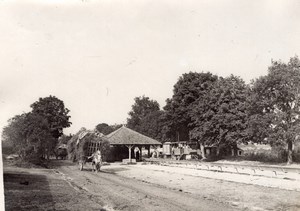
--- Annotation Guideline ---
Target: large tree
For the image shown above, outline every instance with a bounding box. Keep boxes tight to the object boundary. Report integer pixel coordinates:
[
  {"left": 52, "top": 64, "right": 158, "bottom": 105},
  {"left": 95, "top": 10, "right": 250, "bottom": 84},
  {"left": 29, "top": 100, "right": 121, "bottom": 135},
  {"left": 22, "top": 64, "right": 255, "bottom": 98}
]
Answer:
[
  {"left": 23, "top": 113, "right": 55, "bottom": 159},
  {"left": 30, "top": 95, "right": 71, "bottom": 139},
  {"left": 250, "top": 56, "right": 300, "bottom": 164},
  {"left": 138, "top": 110, "right": 165, "bottom": 141},
  {"left": 127, "top": 96, "right": 160, "bottom": 130},
  {"left": 2, "top": 95, "right": 71, "bottom": 161},
  {"left": 2, "top": 114, "right": 28, "bottom": 157},
  {"left": 189, "top": 75, "right": 248, "bottom": 158},
  {"left": 127, "top": 96, "right": 164, "bottom": 140},
  {"left": 163, "top": 72, "right": 218, "bottom": 142},
  {"left": 2, "top": 112, "right": 54, "bottom": 160}
]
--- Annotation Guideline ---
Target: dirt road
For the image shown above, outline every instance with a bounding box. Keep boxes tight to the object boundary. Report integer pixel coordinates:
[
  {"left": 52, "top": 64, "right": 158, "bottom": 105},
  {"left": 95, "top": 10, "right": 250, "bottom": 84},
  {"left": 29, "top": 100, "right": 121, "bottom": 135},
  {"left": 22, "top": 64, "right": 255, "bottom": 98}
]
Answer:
[
  {"left": 56, "top": 161, "right": 235, "bottom": 211},
  {"left": 4, "top": 160, "right": 300, "bottom": 210},
  {"left": 4, "top": 161, "right": 234, "bottom": 211}
]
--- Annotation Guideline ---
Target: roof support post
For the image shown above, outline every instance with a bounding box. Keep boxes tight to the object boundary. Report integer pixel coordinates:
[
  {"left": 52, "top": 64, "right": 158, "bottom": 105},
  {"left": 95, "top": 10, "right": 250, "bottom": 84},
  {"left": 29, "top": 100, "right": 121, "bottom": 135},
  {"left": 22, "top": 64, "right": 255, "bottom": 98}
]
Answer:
[
  {"left": 138, "top": 146, "right": 142, "bottom": 161},
  {"left": 145, "top": 145, "right": 150, "bottom": 158},
  {"left": 126, "top": 145, "right": 134, "bottom": 163}
]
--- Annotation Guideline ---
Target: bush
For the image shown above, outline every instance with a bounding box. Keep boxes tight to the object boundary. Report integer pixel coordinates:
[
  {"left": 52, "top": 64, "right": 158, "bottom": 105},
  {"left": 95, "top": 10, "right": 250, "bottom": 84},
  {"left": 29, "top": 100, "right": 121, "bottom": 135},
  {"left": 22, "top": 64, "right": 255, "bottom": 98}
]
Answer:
[
  {"left": 55, "top": 148, "right": 68, "bottom": 159},
  {"left": 2, "top": 145, "right": 14, "bottom": 156},
  {"left": 243, "top": 147, "right": 287, "bottom": 163},
  {"left": 293, "top": 153, "right": 300, "bottom": 163}
]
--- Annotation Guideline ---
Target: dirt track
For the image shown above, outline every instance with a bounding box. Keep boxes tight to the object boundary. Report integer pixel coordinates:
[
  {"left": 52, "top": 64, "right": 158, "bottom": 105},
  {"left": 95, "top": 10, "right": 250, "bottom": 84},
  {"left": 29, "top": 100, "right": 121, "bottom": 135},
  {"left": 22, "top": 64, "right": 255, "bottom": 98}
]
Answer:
[
  {"left": 4, "top": 160, "right": 300, "bottom": 210},
  {"left": 4, "top": 160, "right": 234, "bottom": 211},
  {"left": 55, "top": 161, "right": 234, "bottom": 211}
]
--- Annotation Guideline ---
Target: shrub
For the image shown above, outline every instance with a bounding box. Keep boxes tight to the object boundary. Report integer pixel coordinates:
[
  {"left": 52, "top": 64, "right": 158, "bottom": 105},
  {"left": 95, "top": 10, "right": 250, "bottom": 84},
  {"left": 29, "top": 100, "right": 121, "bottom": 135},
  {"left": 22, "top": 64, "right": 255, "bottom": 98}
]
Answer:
[{"left": 243, "top": 146, "right": 287, "bottom": 163}]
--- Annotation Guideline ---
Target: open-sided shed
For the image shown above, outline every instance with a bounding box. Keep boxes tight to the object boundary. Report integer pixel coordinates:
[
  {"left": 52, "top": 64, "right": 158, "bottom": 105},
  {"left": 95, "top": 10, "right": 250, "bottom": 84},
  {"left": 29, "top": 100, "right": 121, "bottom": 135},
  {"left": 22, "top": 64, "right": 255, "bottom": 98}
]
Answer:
[{"left": 106, "top": 126, "right": 162, "bottom": 163}]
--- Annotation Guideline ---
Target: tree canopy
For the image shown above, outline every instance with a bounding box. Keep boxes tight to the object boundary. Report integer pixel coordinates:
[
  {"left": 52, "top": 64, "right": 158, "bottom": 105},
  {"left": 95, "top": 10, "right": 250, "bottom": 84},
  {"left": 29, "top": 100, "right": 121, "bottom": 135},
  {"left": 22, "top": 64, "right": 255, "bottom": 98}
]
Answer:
[
  {"left": 96, "top": 123, "right": 114, "bottom": 135},
  {"left": 4, "top": 57, "right": 300, "bottom": 164},
  {"left": 2, "top": 112, "right": 55, "bottom": 160},
  {"left": 127, "top": 96, "right": 164, "bottom": 141},
  {"left": 2, "top": 95, "right": 71, "bottom": 161},
  {"left": 95, "top": 123, "right": 122, "bottom": 135},
  {"left": 124, "top": 58, "right": 300, "bottom": 163},
  {"left": 249, "top": 56, "right": 300, "bottom": 163},
  {"left": 31, "top": 95, "right": 71, "bottom": 139},
  {"left": 2, "top": 114, "right": 30, "bottom": 158},
  {"left": 190, "top": 75, "right": 248, "bottom": 148},
  {"left": 163, "top": 72, "right": 218, "bottom": 141}
]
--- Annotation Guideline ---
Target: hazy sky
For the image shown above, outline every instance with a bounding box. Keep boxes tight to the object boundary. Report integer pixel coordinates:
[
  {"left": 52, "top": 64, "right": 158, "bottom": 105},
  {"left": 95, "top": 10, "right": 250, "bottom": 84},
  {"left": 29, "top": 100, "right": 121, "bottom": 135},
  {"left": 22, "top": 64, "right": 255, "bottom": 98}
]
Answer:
[{"left": 1, "top": 0, "right": 300, "bottom": 136}]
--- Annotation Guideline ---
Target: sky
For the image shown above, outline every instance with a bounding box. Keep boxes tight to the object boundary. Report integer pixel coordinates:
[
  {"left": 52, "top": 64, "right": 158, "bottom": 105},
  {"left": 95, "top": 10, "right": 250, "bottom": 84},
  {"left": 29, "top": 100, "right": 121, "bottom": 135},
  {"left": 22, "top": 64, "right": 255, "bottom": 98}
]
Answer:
[{"left": 0, "top": 0, "right": 300, "bottom": 136}]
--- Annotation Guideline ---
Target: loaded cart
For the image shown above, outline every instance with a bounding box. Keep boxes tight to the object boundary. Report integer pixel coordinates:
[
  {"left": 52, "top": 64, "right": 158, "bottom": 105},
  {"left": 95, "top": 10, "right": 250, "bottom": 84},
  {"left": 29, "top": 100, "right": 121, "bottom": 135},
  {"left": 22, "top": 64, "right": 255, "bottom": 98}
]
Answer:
[
  {"left": 69, "top": 129, "right": 110, "bottom": 172},
  {"left": 78, "top": 137, "right": 102, "bottom": 171}
]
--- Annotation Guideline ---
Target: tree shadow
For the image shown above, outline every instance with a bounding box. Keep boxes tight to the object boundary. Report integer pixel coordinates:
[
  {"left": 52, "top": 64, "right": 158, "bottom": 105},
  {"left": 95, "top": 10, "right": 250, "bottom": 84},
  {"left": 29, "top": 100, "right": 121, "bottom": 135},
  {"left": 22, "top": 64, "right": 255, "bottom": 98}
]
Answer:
[
  {"left": 100, "top": 167, "right": 130, "bottom": 174},
  {"left": 4, "top": 172, "right": 54, "bottom": 210},
  {"left": 79, "top": 167, "right": 128, "bottom": 174}
]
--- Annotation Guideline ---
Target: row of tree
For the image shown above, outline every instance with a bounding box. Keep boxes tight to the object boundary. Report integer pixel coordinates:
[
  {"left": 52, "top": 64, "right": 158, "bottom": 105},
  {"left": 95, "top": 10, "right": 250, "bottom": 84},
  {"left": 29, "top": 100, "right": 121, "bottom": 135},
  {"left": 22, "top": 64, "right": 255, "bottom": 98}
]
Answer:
[
  {"left": 126, "top": 56, "right": 300, "bottom": 164},
  {"left": 2, "top": 96, "right": 71, "bottom": 161},
  {"left": 3, "top": 57, "right": 299, "bottom": 164}
]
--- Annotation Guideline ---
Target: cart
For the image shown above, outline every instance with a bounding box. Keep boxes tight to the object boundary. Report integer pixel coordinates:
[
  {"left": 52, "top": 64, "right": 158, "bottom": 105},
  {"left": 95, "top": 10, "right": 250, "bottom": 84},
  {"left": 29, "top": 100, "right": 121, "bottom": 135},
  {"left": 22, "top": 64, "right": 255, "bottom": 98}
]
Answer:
[{"left": 76, "top": 131, "right": 105, "bottom": 172}]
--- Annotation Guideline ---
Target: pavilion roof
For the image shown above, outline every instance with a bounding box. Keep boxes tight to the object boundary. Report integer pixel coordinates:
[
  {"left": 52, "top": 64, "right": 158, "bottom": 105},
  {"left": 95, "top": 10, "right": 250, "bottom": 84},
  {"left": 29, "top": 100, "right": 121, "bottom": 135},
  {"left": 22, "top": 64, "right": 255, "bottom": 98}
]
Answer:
[{"left": 106, "top": 126, "right": 162, "bottom": 146}]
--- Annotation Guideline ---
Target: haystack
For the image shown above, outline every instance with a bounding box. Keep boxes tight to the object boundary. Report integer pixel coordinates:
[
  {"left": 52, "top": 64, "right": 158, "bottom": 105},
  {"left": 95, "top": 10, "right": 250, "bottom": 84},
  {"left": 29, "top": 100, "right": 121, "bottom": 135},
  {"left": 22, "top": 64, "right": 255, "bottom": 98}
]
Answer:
[{"left": 67, "top": 128, "right": 110, "bottom": 162}]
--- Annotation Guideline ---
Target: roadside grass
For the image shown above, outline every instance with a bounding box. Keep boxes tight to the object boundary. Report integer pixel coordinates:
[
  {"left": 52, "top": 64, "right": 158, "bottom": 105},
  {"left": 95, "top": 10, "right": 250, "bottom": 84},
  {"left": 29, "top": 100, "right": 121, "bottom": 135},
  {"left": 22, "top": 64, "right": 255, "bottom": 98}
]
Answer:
[
  {"left": 241, "top": 144, "right": 300, "bottom": 164},
  {"left": 2, "top": 144, "right": 55, "bottom": 169}
]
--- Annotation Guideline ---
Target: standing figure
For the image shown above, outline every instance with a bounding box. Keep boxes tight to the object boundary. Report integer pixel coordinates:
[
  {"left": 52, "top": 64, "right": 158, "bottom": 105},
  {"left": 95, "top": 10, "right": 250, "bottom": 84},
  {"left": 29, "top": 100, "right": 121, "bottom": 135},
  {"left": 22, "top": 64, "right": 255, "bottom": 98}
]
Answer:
[{"left": 88, "top": 150, "right": 102, "bottom": 172}]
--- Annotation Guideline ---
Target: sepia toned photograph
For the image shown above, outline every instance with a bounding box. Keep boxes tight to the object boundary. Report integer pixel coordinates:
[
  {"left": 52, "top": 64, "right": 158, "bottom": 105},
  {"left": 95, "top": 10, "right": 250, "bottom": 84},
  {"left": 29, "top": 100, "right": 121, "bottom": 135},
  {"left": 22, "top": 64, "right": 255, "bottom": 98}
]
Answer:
[{"left": 1, "top": 0, "right": 300, "bottom": 210}]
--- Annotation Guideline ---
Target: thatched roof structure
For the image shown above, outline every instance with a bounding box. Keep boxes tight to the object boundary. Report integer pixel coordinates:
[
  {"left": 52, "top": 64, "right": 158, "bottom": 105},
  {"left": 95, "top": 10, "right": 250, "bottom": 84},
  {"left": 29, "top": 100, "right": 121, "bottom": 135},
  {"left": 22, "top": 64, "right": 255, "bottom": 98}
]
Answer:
[{"left": 106, "top": 126, "right": 161, "bottom": 146}]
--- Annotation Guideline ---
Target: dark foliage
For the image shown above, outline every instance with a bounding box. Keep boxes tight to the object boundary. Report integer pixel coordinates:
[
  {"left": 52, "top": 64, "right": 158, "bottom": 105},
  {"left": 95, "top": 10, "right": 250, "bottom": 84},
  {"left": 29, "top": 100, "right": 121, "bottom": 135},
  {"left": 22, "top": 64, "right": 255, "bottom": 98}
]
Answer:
[
  {"left": 190, "top": 75, "right": 249, "bottom": 147},
  {"left": 249, "top": 56, "right": 300, "bottom": 163},
  {"left": 127, "top": 96, "right": 165, "bottom": 141},
  {"left": 30, "top": 95, "right": 71, "bottom": 139},
  {"left": 95, "top": 123, "right": 122, "bottom": 135},
  {"left": 2, "top": 95, "right": 71, "bottom": 163},
  {"left": 163, "top": 72, "right": 218, "bottom": 141}
]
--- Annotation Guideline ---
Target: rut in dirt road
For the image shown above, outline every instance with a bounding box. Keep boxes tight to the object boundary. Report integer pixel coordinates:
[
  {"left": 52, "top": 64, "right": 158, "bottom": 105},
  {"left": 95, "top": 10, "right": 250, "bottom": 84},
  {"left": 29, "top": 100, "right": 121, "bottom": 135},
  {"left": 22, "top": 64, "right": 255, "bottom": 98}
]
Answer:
[{"left": 58, "top": 165, "right": 235, "bottom": 211}]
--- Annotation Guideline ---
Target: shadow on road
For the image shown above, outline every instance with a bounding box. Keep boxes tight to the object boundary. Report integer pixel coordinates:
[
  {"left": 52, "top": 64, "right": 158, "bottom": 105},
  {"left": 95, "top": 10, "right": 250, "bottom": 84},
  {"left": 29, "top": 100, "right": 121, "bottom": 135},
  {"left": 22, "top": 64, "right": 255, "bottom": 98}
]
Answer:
[
  {"left": 4, "top": 172, "right": 54, "bottom": 210},
  {"left": 79, "top": 167, "right": 129, "bottom": 174},
  {"left": 101, "top": 167, "right": 130, "bottom": 174}
]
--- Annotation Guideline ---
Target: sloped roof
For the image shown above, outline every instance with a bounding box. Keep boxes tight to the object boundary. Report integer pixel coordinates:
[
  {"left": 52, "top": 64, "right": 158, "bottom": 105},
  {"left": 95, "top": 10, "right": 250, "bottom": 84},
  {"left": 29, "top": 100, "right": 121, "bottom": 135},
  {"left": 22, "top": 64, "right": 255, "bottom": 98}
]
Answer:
[{"left": 106, "top": 126, "right": 162, "bottom": 146}]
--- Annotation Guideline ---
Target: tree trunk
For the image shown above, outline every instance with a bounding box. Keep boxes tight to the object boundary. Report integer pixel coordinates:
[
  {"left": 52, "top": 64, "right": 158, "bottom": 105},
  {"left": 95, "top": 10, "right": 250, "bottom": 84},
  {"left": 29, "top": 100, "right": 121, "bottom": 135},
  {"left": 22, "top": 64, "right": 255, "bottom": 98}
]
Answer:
[
  {"left": 287, "top": 141, "right": 293, "bottom": 165},
  {"left": 46, "top": 149, "right": 50, "bottom": 160},
  {"left": 200, "top": 142, "right": 206, "bottom": 160}
]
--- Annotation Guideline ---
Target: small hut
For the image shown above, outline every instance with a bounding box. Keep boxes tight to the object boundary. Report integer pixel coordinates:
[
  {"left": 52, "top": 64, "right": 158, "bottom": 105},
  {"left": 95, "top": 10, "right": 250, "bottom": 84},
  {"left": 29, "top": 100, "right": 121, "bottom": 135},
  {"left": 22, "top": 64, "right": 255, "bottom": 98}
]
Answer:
[{"left": 106, "top": 126, "right": 162, "bottom": 163}]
